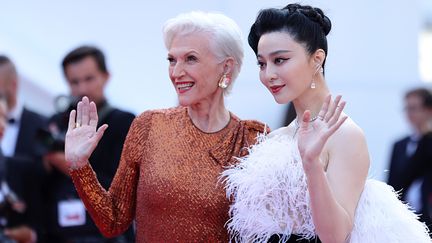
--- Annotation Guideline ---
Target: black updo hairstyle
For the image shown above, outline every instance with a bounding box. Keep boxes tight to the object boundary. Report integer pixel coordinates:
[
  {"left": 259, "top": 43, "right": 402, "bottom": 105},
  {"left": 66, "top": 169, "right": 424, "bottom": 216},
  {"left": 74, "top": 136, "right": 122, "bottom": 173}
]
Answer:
[{"left": 248, "top": 3, "right": 332, "bottom": 70}]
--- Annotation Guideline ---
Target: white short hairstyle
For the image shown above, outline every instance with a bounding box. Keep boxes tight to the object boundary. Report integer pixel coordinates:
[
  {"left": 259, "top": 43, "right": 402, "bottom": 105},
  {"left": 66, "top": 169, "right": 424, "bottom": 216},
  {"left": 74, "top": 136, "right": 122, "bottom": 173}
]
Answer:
[{"left": 163, "top": 11, "right": 244, "bottom": 94}]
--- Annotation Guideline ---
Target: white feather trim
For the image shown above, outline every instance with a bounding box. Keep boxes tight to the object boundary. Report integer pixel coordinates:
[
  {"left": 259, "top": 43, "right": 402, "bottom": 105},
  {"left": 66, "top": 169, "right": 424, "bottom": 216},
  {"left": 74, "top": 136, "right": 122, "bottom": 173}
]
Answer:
[
  {"left": 350, "top": 179, "right": 431, "bottom": 243},
  {"left": 222, "top": 132, "right": 432, "bottom": 243},
  {"left": 221, "top": 133, "right": 315, "bottom": 243}
]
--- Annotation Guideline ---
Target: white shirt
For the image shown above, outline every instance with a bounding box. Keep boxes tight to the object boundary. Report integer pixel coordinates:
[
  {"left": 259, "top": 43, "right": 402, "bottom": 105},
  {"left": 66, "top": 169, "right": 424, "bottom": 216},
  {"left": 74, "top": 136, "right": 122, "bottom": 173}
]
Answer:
[{"left": 1, "top": 101, "right": 23, "bottom": 157}]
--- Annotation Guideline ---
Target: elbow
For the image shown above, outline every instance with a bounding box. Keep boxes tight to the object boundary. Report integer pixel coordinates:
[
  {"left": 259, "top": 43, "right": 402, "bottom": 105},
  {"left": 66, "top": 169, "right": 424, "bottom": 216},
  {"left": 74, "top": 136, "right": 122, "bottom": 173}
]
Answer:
[{"left": 316, "top": 219, "right": 353, "bottom": 243}]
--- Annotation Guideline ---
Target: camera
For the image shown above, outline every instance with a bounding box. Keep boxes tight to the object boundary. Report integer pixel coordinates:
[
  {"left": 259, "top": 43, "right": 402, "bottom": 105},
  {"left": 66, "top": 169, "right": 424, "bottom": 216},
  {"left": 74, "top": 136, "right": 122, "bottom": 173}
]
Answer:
[
  {"left": 0, "top": 182, "right": 24, "bottom": 243},
  {"left": 35, "top": 95, "right": 79, "bottom": 155}
]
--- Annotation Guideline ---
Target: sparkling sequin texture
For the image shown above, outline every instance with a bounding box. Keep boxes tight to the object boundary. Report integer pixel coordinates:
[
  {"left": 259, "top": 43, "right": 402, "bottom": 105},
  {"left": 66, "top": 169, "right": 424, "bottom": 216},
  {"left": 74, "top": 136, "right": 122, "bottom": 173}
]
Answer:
[{"left": 70, "top": 106, "right": 266, "bottom": 242}]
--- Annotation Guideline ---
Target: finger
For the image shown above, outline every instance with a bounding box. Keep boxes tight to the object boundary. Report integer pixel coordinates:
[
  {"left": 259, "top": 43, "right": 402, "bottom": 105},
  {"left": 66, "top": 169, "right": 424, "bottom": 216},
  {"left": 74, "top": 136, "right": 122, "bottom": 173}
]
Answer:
[
  {"left": 328, "top": 101, "right": 346, "bottom": 126},
  {"left": 324, "top": 95, "right": 341, "bottom": 122},
  {"left": 89, "top": 101, "right": 98, "bottom": 128},
  {"left": 93, "top": 124, "right": 108, "bottom": 144},
  {"left": 81, "top": 96, "right": 90, "bottom": 125},
  {"left": 317, "top": 94, "right": 331, "bottom": 121},
  {"left": 300, "top": 110, "right": 311, "bottom": 130},
  {"left": 326, "top": 115, "right": 348, "bottom": 138},
  {"left": 67, "top": 110, "right": 76, "bottom": 132},
  {"left": 76, "top": 101, "right": 83, "bottom": 127}
]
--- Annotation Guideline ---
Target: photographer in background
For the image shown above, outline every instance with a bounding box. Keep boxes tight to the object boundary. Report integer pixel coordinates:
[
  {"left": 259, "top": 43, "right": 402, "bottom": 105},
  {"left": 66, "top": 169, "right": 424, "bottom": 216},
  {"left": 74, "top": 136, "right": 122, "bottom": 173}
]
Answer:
[
  {"left": 0, "top": 56, "right": 47, "bottom": 243},
  {"left": 43, "top": 46, "right": 135, "bottom": 243}
]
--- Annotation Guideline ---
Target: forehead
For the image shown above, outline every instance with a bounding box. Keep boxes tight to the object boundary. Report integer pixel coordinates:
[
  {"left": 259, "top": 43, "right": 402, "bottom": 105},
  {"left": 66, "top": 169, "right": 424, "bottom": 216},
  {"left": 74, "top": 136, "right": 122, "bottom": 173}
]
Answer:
[
  {"left": 257, "top": 31, "right": 304, "bottom": 56},
  {"left": 65, "top": 56, "right": 100, "bottom": 76},
  {"left": 168, "top": 31, "right": 214, "bottom": 57}
]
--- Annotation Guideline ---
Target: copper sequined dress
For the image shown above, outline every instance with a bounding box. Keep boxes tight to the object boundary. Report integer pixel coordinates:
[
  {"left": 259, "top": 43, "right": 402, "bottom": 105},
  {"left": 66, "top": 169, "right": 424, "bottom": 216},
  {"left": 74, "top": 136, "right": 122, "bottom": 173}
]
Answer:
[{"left": 70, "top": 106, "right": 266, "bottom": 242}]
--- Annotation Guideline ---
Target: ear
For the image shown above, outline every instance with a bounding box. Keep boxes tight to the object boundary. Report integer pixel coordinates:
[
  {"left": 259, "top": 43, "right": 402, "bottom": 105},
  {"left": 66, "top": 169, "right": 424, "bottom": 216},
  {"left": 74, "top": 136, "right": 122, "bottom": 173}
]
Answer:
[
  {"left": 222, "top": 57, "right": 235, "bottom": 84},
  {"left": 311, "top": 49, "right": 326, "bottom": 69},
  {"left": 102, "top": 72, "right": 110, "bottom": 85}
]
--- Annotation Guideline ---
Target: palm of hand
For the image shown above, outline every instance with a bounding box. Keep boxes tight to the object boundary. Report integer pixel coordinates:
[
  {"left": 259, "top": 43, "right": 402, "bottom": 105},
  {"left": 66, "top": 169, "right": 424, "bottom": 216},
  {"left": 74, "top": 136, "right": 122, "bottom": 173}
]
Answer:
[
  {"left": 65, "top": 124, "right": 97, "bottom": 166},
  {"left": 298, "top": 119, "right": 328, "bottom": 162},
  {"left": 64, "top": 97, "right": 108, "bottom": 168},
  {"left": 297, "top": 95, "right": 347, "bottom": 166}
]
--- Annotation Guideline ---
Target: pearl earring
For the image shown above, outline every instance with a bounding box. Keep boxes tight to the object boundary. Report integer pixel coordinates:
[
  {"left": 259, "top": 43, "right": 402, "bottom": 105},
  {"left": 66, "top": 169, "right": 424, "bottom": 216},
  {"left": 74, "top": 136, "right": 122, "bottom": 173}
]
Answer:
[
  {"left": 310, "top": 82, "right": 316, "bottom": 89},
  {"left": 218, "top": 74, "right": 229, "bottom": 89}
]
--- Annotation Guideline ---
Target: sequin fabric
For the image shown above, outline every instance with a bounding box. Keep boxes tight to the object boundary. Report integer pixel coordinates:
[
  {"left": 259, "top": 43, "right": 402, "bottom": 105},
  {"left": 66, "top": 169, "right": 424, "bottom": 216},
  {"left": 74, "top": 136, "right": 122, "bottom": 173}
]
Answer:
[{"left": 70, "top": 106, "right": 266, "bottom": 242}]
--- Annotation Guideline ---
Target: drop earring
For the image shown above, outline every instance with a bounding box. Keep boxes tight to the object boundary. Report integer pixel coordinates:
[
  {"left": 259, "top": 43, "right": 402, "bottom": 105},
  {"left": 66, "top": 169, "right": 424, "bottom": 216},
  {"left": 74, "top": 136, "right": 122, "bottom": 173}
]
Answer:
[
  {"left": 310, "top": 82, "right": 316, "bottom": 89},
  {"left": 218, "top": 74, "right": 229, "bottom": 89},
  {"left": 310, "top": 65, "right": 322, "bottom": 89}
]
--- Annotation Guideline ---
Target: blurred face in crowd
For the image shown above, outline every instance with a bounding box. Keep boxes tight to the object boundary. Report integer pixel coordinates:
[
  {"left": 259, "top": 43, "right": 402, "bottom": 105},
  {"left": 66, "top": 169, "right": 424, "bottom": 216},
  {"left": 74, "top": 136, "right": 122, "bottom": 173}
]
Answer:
[
  {"left": 405, "top": 94, "right": 432, "bottom": 131},
  {"left": 0, "top": 64, "right": 17, "bottom": 111},
  {"left": 64, "top": 56, "right": 108, "bottom": 105},
  {"left": 0, "top": 99, "right": 7, "bottom": 139},
  {"left": 167, "top": 32, "right": 226, "bottom": 107}
]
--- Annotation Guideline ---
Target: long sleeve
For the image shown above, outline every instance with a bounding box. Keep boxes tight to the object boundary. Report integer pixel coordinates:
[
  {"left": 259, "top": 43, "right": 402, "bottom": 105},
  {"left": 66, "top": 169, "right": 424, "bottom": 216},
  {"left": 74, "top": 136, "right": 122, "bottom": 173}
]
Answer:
[{"left": 70, "top": 111, "right": 152, "bottom": 237}]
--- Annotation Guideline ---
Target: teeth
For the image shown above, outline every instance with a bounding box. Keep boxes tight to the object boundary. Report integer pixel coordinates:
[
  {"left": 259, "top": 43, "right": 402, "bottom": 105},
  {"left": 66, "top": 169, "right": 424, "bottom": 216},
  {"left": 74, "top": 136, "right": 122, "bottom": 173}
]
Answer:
[{"left": 177, "top": 83, "right": 194, "bottom": 89}]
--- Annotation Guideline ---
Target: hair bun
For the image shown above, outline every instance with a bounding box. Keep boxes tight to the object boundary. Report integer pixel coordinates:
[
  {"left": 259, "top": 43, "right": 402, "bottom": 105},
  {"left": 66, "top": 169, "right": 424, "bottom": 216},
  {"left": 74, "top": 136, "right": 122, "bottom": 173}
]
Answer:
[{"left": 283, "top": 4, "right": 332, "bottom": 36}]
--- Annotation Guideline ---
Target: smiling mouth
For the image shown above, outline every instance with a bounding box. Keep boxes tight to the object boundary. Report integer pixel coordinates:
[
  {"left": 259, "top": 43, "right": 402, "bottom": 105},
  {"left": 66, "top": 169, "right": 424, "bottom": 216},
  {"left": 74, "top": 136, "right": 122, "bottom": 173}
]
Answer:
[
  {"left": 269, "top": 85, "right": 285, "bottom": 94},
  {"left": 176, "top": 82, "right": 195, "bottom": 93}
]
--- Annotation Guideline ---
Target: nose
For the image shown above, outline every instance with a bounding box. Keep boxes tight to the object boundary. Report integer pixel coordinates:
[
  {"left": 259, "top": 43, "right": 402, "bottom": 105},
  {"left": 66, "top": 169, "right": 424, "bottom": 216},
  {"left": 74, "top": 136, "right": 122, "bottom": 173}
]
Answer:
[
  {"left": 264, "top": 64, "right": 278, "bottom": 83},
  {"left": 170, "top": 62, "right": 185, "bottom": 80}
]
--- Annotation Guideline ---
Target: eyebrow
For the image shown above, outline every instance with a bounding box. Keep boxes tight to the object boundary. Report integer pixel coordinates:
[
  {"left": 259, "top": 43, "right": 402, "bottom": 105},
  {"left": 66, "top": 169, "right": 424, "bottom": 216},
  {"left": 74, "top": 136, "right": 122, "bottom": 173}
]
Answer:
[
  {"left": 257, "top": 50, "right": 292, "bottom": 58},
  {"left": 167, "top": 50, "right": 200, "bottom": 58}
]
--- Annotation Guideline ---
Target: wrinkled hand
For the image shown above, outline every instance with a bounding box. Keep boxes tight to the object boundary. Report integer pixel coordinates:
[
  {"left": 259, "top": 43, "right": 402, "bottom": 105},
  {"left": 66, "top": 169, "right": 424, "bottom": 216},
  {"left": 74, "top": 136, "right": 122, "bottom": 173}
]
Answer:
[
  {"left": 65, "top": 96, "right": 108, "bottom": 168},
  {"left": 297, "top": 95, "right": 347, "bottom": 169}
]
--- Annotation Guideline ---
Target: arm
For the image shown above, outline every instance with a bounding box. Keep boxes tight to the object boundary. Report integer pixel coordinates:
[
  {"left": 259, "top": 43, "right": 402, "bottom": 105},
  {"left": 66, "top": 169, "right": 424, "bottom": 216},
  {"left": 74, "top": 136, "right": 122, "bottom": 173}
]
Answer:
[
  {"left": 66, "top": 97, "right": 150, "bottom": 237},
  {"left": 298, "top": 95, "right": 369, "bottom": 243}
]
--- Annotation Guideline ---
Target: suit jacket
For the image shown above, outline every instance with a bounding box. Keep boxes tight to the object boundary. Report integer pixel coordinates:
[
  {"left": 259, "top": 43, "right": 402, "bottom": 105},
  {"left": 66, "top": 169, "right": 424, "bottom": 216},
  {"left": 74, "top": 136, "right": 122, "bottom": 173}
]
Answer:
[
  {"left": 387, "top": 136, "right": 411, "bottom": 196},
  {"left": 14, "top": 108, "right": 48, "bottom": 159},
  {"left": 402, "top": 132, "right": 432, "bottom": 229},
  {"left": 4, "top": 107, "right": 47, "bottom": 242},
  {"left": 4, "top": 156, "right": 42, "bottom": 230}
]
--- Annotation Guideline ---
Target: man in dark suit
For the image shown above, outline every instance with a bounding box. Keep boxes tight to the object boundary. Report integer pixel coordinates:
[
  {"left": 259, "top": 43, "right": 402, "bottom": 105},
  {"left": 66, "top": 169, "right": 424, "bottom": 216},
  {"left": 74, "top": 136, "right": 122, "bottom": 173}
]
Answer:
[
  {"left": 44, "top": 46, "right": 135, "bottom": 243},
  {"left": 0, "top": 56, "right": 47, "bottom": 242},
  {"left": 388, "top": 88, "right": 432, "bottom": 222}
]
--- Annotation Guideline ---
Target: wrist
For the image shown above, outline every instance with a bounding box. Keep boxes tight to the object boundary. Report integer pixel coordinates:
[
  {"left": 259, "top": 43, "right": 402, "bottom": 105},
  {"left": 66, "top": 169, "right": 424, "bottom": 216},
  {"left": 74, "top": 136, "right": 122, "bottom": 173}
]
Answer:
[
  {"left": 69, "top": 159, "right": 89, "bottom": 170},
  {"left": 303, "top": 158, "right": 325, "bottom": 175}
]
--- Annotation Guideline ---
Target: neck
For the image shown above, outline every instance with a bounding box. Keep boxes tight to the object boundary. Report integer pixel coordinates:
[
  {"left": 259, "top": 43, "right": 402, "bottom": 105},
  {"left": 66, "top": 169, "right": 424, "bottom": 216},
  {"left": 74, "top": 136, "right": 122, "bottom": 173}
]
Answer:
[
  {"left": 417, "top": 121, "right": 432, "bottom": 135},
  {"left": 292, "top": 77, "right": 330, "bottom": 120},
  {"left": 187, "top": 95, "right": 230, "bottom": 133}
]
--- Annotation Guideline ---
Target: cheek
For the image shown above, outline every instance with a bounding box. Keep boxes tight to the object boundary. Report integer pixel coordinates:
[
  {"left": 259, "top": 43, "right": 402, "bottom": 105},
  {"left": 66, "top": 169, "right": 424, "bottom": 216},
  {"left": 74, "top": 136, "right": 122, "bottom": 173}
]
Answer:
[{"left": 259, "top": 71, "right": 268, "bottom": 86}]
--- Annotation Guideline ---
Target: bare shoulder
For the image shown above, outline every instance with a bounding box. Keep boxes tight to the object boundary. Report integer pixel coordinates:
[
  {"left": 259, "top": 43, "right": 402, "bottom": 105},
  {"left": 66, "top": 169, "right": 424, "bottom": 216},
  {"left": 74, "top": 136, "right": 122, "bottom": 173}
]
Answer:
[
  {"left": 329, "top": 115, "right": 366, "bottom": 147},
  {"left": 327, "top": 114, "right": 370, "bottom": 169}
]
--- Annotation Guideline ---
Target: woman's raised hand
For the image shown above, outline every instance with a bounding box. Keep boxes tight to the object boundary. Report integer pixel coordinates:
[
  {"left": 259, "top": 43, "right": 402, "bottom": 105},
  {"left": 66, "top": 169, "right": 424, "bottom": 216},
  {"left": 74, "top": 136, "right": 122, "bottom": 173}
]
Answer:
[
  {"left": 297, "top": 95, "right": 347, "bottom": 169},
  {"left": 65, "top": 96, "right": 108, "bottom": 169}
]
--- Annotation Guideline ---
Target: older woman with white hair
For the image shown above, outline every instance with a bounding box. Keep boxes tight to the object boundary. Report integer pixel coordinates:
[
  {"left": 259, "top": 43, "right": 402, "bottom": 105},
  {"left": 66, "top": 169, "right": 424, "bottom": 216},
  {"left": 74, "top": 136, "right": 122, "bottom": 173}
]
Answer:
[{"left": 64, "top": 11, "right": 266, "bottom": 242}]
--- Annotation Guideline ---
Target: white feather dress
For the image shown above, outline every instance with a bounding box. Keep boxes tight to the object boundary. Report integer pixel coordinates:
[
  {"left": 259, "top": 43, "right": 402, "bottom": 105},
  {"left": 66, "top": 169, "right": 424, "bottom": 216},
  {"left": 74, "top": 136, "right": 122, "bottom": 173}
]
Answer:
[{"left": 221, "top": 127, "right": 431, "bottom": 243}]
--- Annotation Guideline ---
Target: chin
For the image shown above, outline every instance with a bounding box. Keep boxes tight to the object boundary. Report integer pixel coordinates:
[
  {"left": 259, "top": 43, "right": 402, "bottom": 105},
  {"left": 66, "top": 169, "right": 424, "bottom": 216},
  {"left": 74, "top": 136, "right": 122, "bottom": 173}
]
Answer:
[
  {"left": 177, "top": 97, "right": 193, "bottom": 107},
  {"left": 273, "top": 94, "right": 292, "bottom": 105}
]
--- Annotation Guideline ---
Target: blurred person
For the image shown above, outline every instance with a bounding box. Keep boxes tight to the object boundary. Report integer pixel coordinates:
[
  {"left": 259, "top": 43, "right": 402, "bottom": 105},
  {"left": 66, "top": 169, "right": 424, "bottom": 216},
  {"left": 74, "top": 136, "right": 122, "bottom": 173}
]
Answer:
[
  {"left": 222, "top": 4, "right": 431, "bottom": 242},
  {"left": 43, "top": 46, "right": 135, "bottom": 243},
  {"left": 0, "top": 56, "right": 47, "bottom": 242},
  {"left": 64, "top": 12, "right": 266, "bottom": 242},
  {"left": 388, "top": 88, "right": 432, "bottom": 207},
  {"left": 395, "top": 88, "right": 432, "bottom": 231}
]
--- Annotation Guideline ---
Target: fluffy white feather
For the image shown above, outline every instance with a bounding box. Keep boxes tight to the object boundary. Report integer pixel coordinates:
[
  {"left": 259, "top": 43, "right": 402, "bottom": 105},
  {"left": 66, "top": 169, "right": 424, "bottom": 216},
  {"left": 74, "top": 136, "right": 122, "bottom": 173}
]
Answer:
[
  {"left": 222, "top": 132, "right": 431, "bottom": 243},
  {"left": 221, "top": 133, "right": 315, "bottom": 243},
  {"left": 350, "top": 179, "right": 431, "bottom": 243}
]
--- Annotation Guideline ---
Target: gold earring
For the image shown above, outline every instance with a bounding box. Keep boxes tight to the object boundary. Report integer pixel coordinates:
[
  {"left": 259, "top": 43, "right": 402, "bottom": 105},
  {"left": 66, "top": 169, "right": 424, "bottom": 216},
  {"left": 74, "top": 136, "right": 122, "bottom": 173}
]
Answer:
[{"left": 218, "top": 74, "right": 229, "bottom": 89}]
